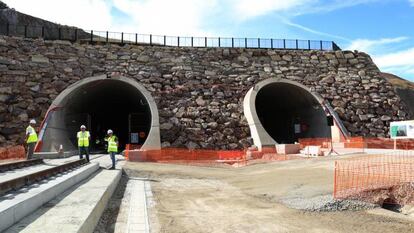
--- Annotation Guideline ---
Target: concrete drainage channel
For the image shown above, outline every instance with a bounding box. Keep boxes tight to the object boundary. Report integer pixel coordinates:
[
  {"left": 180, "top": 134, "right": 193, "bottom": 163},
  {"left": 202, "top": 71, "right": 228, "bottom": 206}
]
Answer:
[
  {"left": 0, "top": 155, "right": 151, "bottom": 233},
  {"left": 94, "top": 175, "right": 152, "bottom": 233}
]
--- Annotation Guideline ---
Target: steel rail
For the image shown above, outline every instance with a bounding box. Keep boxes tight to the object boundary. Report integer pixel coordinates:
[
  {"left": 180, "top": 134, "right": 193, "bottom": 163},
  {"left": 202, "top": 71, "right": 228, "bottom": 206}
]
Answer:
[
  {"left": 0, "top": 159, "right": 44, "bottom": 173},
  {"left": 0, "top": 159, "right": 87, "bottom": 195}
]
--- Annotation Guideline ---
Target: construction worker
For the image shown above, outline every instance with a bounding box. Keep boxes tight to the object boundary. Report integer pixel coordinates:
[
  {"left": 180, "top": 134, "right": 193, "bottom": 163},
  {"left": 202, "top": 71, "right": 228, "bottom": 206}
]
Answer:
[
  {"left": 105, "top": 129, "right": 118, "bottom": 169},
  {"left": 77, "top": 125, "right": 90, "bottom": 162},
  {"left": 25, "top": 119, "right": 38, "bottom": 160}
]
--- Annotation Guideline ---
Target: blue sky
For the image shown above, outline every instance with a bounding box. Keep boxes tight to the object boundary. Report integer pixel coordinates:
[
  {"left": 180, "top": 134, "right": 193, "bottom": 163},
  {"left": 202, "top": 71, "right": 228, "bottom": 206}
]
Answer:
[{"left": 4, "top": 0, "right": 414, "bottom": 80}]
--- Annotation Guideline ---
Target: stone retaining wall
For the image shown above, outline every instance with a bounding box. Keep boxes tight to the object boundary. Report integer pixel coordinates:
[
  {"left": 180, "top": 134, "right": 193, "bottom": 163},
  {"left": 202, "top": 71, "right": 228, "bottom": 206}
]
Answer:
[{"left": 0, "top": 36, "right": 408, "bottom": 149}]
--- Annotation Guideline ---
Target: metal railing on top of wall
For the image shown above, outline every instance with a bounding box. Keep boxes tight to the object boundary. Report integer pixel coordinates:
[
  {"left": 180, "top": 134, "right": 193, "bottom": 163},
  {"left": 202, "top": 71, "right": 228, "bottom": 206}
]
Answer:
[{"left": 0, "top": 23, "right": 341, "bottom": 51}]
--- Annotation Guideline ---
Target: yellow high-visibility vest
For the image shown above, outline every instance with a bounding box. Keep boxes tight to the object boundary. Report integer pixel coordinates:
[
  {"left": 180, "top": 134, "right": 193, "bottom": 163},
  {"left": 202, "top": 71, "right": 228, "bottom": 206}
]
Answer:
[
  {"left": 77, "top": 131, "right": 90, "bottom": 147},
  {"left": 26, "top": 126, "right": 38, "bottom": 143},
  {"left": 107, "top": 136, "right": 118, "bottom": 153}
]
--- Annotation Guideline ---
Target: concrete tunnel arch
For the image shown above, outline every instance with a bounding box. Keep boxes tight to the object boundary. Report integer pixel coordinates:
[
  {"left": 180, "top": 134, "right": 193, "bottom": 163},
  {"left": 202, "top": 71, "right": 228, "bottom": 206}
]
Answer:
[
  {"left": 38, "top": 75, "right": 161, "bottom": 153},
  {"left": 244, "top": 78, "right": 345, "bottom": 150}
]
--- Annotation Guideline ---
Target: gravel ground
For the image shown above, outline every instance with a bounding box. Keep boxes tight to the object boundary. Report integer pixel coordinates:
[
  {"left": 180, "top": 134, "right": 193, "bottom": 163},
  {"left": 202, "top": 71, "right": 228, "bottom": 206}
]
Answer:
[
  {"left": 280, "top": 194, "right": 378, "bottom": 212},
  {"left": 124, "top": 156, "right": 414, "bottom": 233}
]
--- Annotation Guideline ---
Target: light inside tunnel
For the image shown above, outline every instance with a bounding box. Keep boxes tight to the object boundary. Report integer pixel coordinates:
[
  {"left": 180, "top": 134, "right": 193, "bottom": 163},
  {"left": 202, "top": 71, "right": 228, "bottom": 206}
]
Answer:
[
  {"left": 255, "top": 82, "right": 330, "bottom": 144},
  {"left": 41, "top": 79, "right": 152, "bottom": 152}
]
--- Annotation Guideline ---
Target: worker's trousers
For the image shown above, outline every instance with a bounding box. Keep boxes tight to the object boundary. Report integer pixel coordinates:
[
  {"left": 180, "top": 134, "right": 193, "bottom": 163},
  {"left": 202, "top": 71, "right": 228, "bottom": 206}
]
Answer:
[
  {"left": 26, "top": 142, "right": 36, "bottom": 160},
  {"left": 79, "top": 146, "right": 90, "bottom": 162},
  {"left": 109, "top": 152, "right": 116, "bottom": 168}
]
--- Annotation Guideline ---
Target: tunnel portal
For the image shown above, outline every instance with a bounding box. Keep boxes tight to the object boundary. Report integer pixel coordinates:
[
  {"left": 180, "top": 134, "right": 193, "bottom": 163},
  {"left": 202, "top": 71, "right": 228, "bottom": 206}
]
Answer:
[
  {"left": 40, "top": 77, "right": 156, "bottom": 153},
  {"left": 255, "top": 82, "right": 330, "bottom": 144}
]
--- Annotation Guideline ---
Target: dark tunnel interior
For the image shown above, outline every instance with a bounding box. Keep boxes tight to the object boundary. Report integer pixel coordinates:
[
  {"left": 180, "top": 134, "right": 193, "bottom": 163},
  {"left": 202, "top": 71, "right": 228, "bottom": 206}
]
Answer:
[
  {"left": 255, "top": 83, "right": 330, "bottom": 144},
  {"left": 62, "top": 79, "right": 151, "bottom": 152}
]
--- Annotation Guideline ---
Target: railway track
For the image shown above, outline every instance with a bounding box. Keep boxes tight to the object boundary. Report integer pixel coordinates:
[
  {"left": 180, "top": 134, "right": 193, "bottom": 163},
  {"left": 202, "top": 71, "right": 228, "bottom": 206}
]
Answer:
[
  {"left": 0, "top": 159, "right": 88, "bottom": 195},
  {"left": 0, "top": 158, "right": 44, "bottom": 172}
]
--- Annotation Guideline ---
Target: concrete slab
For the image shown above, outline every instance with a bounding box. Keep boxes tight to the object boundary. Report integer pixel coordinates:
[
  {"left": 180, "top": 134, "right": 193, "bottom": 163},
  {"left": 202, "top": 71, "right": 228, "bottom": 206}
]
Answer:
[
  {"left": 43, "top": 154, "right": 106, "bottom": 165},
  {"left": 44, "top": 154, "right": 125, "bottom": 169},
  {"left": 321, "top": 148, "right": 413, "bottom": 156},
  {"left": 92, "top": 154, "right": 125, "bottom": 169},
  {"left": 114, "top": 178, "right": 150, "bottom": 233},
  {"left": 5, "top": 169, "right": 121, "bottom": 233},
  {"left": 33, "top": 151, "right": 77, "bottom": 159},
  {"left": 276, "top": 144, "right": 301, "bottom": 154},
  {"left": 0, "top": 163, "right": 99, "bottom": 232}
]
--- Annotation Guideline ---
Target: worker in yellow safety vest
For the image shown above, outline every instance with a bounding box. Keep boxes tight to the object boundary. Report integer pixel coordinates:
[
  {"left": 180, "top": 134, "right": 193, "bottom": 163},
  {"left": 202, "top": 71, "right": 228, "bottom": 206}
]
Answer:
[
  {"left": 77, "top": 125, "right": 90, "bottom": 162},
  {"left": 105, "top": 129, "right": 118, "bottom": 169},
  {"left": 25, "top": 119, "right": 38, "bottom": 160}
]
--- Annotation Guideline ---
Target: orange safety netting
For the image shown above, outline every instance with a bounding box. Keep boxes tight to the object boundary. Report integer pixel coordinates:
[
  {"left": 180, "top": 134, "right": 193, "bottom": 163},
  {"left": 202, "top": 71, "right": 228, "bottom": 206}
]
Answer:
[
  {"left": 127, "top": 148, "right": 247, "bottom": 166},
  {"left": 0, "top": 145, "right": 26, "bottom": 160},
  {"left": 334, "top": 151, "right": 414, "bottom": 205},
  {"left": 344, "top": 137, "right": 414, "bottom": 150},
  {"left": 125, "top": 146, "right": 310, "bottom": 167},
  {"left": 298, "top": 138, "right": 331, "bottom": 149},
  {"left": 298, "top": 137, "right": 414, "bottom": 152}
]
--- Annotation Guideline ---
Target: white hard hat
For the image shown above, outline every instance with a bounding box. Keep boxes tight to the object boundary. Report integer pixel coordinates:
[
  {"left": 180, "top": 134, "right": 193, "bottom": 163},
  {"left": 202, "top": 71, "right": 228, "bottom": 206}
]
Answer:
[
  {"left": 107, "top": 129, "right": 113, "bottom": 134},
  {"left": 80, "top": 125, "right": 86, "bottom": 129},
  {"left": 29, "top": 119, "right": 36, "bottom": 124}
]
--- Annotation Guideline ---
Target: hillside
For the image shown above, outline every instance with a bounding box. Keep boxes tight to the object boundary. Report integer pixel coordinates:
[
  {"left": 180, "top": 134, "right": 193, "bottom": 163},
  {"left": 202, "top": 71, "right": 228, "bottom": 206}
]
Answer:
[
  {"left": 0, "top": 1, "right": 88, "bottom": 40},
  {"left": 381, "top": 72, "right": 414, "bottom": 118}
]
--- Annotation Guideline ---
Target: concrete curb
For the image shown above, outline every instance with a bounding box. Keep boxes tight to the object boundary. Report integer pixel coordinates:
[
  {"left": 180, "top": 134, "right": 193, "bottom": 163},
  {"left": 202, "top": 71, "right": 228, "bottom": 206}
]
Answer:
[
  {"left": 113, "top": 178, "right": 151, "bottom": 233},
  {"left": 78, "top": 169, "right": 122, "bottom": 233},
  {"left": 0, "top": 162, "right": 99, "bottom": 232}
]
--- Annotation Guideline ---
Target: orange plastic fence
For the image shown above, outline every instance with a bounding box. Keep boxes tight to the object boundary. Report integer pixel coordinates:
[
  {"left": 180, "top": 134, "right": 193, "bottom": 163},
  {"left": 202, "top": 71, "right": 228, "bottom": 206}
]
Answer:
[
  {"left": 298, "top": 138, "right": 331, "bottom": 149},
  {"left": 127, "top": 148, "right": 247, "bottom": 165},
  {"left": 344, "top": 137, "right": 414, "bottom": 150},
  {"left": 298, "top": 137, "right": 414, "bottom": 151},
  {"left": 334, "top": 151, "right": 414, "bottom": 205},
  {"left": 343, "top": 137, "right": 365, "bottom": 149},
  {"left": 0, "top": 145, "right": 26, "bottom": 160},
  {"left": 126, "top": 147, "right": 309, "bottom": 167}
]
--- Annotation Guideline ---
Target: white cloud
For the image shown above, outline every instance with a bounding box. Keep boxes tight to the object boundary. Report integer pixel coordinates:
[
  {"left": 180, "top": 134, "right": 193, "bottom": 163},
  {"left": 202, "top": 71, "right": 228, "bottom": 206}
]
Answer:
[
  {"left": 1, "top": 0, "right": 405, "bottom": 44},
  {"left": 230, "top": 0, "right": 385, "bottom": 20},
  {"left": 230, "top": 0, "right": 313, "bottom": 20},
  {"left": 410, "top": 0, "right": 414, "bottom": 6},
  {"left": 375, "top": 47, "right": 414, "bottom": 69},
  {"left": 343, "top": 37, "right": 414, "bottom": 79},
  {"left": 301, "top": 0, "right": 385, "bottom": 15},
  {"left": 2, "top": 0, "right": 112, "bottom": 30},
  {"left": 282, "top": 18, "right": 350, "bottom": 41},
  {"left": 345, "top": 37, "right": 408, "bottom": 53},
  {"left": 111, "top": 0, "right": 218, "bottom": 36},
  {"left": 3, "top": 0, "right": 219, "bottom": 36},
  {"left": 368, "top": 47, "right": 414, "bottom": 80}
]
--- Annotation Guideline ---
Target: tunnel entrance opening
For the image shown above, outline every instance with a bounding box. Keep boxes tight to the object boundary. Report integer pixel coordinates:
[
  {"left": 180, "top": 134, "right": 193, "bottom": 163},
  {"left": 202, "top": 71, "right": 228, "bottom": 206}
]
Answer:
[
  {"left": 63, "top": 79, "right": 151, "bottom": 152},
  {"left": 255, "top": 82, "right": 330, "bottom": 144},
  {"left": 244, "top": 79, "right": 338, "bottom": 149},
  {"left": 38, "top": 76, "right": 160, "bottom": 153}
]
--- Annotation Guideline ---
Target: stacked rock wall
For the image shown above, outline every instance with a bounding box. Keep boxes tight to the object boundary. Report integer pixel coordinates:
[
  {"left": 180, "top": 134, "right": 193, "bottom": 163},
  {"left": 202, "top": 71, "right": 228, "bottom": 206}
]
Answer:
[{"left": 0, "top": 36, "right": 408, "bottom": 149}]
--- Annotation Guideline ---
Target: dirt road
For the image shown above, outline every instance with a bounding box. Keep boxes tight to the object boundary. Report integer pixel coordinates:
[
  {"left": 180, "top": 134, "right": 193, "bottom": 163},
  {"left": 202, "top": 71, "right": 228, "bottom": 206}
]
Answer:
[{"left": 124, "top": 156, "right": 414, "bottom": 233}]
